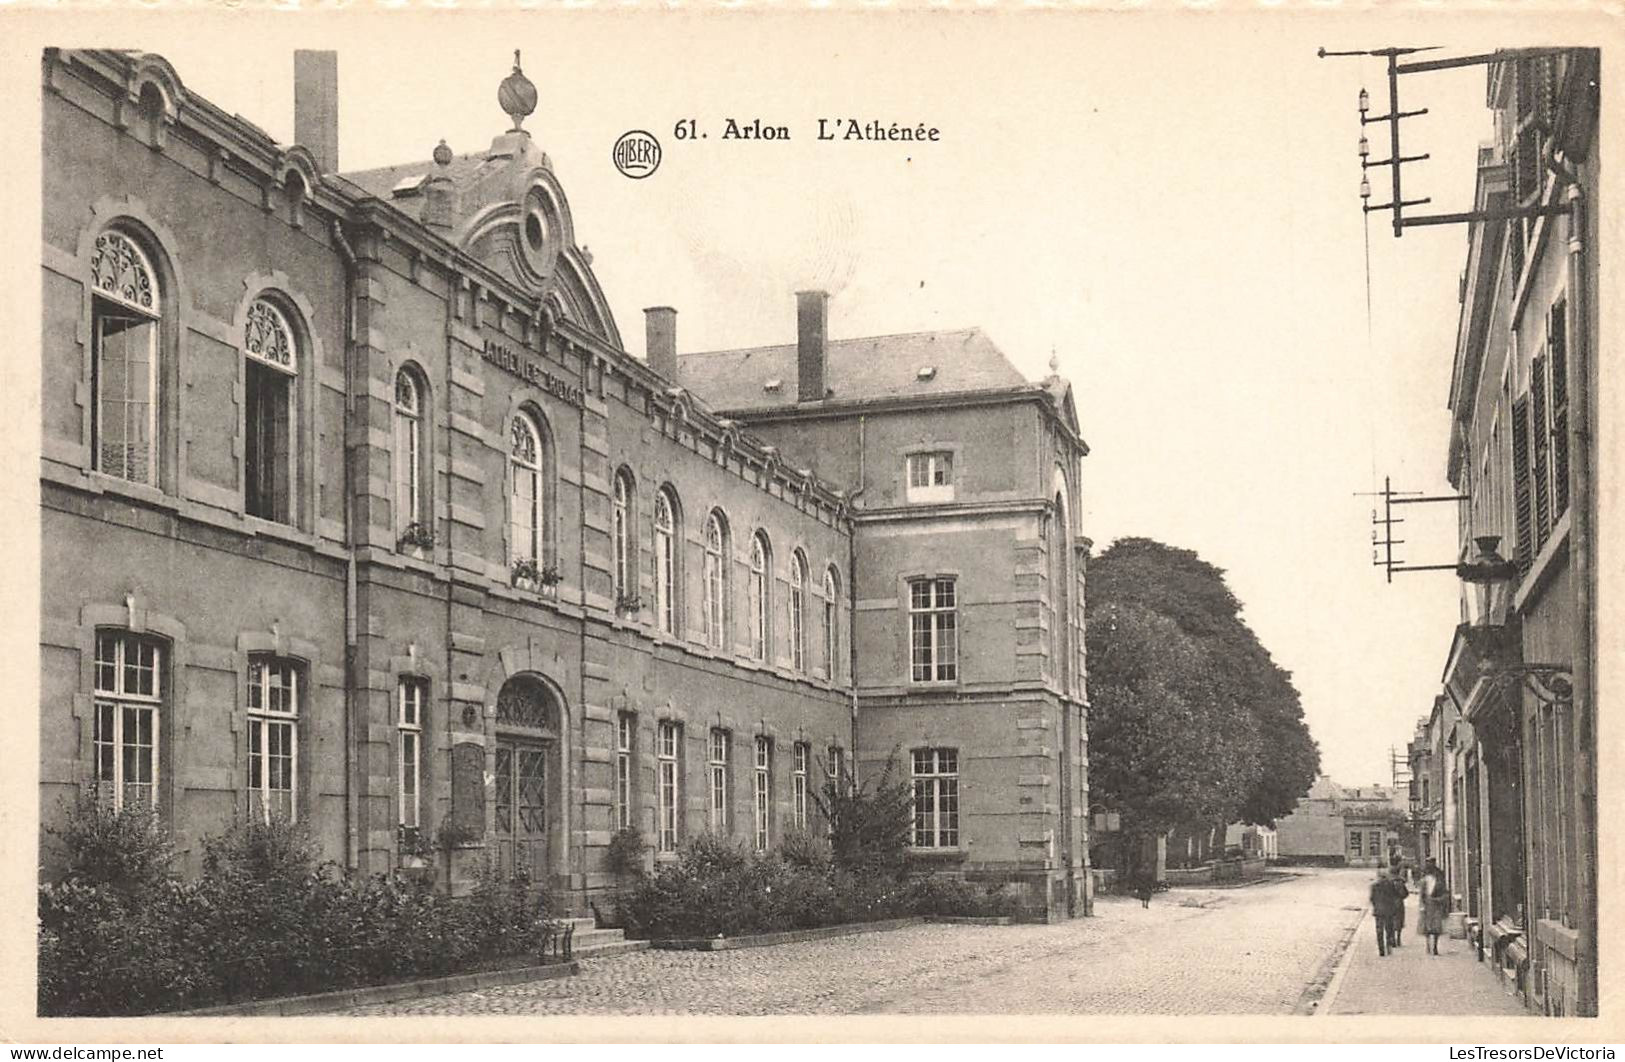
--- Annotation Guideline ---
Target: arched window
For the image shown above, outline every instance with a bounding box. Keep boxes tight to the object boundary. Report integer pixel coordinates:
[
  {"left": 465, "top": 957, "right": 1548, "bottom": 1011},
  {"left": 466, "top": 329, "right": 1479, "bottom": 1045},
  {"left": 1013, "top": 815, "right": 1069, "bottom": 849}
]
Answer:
[
  {"left": 788, "top": 550, "right": 808, "bottom": 672},
  {"left": 612, "top": 468, "right": 636, "bottom": 606},
  {"left": 90, "top": 229, "right": 161, "bottom": 486},
  {"left": 823, "top": 566, "right": 841, "bottom": 680},
  {"left": 394, "top": 368, "right": 426, "bottom": 542},
  {"left": 509, "top": 412, "right": 543, "bottom": 571},
  {"left": 748, "top": 532, "right": 771, "bottom": 661},
  {"left": 653, "top": 487, "right": 679, "bottom": 634},
  {"left": 243, "top": 297, "right": 298, "bottom": 523},
  {"left": 702, "top": 510, "right": 729, "bottom": 649}
]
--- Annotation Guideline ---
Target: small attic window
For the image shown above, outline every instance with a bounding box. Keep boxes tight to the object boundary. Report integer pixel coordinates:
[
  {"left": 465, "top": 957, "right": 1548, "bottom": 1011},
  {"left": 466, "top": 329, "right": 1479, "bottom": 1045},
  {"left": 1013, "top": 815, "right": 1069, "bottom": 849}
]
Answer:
[
  {"left": 916, "top": 366, "right": 938, "bottom": 381},
  {"left": 391, "top": 175, "right": 429, "bottom": 198},
  {"left": 763, "top": 378, "right": 783, "bottom": 393}
]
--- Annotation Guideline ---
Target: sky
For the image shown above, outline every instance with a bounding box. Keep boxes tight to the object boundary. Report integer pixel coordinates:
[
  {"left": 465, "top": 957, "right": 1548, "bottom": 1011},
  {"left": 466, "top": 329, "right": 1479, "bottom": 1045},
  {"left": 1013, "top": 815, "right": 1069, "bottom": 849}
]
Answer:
[{"left": 14, "top": 9, "right": 1605, "bottom": 788}]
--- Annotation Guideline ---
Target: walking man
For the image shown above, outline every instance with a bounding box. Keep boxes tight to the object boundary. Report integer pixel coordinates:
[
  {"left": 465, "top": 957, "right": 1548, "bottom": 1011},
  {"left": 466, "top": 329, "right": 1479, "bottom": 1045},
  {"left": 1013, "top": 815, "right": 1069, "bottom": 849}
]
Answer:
[
  {"left": 1388, "top": 865, "right": 1410, "bottom": 948},
  {"left": 1369, "top": 870, "right": 1398, "bottom": 957}
]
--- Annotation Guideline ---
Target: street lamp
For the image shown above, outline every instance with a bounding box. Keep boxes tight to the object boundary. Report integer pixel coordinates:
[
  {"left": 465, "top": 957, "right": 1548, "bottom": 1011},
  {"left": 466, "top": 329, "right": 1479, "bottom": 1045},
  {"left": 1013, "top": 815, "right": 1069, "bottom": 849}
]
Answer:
[{"left": 1456, "top": 534, "right": 1517, "bottom": 627}]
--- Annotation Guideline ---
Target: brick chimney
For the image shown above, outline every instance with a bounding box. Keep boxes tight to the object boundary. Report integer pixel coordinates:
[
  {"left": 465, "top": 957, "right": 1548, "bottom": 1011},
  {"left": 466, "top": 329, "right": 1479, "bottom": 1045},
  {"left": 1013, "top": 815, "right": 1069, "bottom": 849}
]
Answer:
[
  {"left": 294, "top": 50, "right": 339, "bottom": 174},
  {"left": 644, "top": 306, "right": 678, "bottom": 382},
  {"left": 796, "top": 290, "right": 828, "bottom": 403}
]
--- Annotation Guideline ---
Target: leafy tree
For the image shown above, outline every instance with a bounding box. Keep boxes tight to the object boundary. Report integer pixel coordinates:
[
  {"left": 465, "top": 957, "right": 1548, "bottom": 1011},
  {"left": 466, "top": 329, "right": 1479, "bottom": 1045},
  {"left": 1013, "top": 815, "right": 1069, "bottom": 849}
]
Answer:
[
  {"left": 1085, "top": 538, "right": 1320, "bottom": 847},
  {"left": 813, "top": 749, "right": 912, "bottom": 873}
]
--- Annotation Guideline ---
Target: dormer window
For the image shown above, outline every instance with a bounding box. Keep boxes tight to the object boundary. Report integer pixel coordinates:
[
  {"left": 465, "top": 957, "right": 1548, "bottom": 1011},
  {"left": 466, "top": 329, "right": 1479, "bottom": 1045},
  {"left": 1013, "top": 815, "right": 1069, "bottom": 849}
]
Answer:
[
  {"left": 390, "top": 175, "right": 429, "bottom": 198},
  {"left": 906, "top": 450, "right": 955, "bottom": 504}
]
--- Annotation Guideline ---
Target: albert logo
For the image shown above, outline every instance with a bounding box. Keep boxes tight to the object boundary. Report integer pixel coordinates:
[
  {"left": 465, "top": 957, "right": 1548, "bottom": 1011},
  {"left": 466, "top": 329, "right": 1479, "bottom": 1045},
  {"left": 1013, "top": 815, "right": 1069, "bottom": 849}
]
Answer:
[{"left": 612, "top": 130, "right": 661, "bottom": 179}]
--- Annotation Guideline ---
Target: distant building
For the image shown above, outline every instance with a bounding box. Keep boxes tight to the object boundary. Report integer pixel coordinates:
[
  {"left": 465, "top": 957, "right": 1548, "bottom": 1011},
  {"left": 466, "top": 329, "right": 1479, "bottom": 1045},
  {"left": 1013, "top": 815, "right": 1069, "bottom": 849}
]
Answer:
[
  {"left": 1274, "top": 775, "right": 1400, "bottom": 867},
  {"left": 1225, "top": 823, "right": 1277, "bottom": 861}
]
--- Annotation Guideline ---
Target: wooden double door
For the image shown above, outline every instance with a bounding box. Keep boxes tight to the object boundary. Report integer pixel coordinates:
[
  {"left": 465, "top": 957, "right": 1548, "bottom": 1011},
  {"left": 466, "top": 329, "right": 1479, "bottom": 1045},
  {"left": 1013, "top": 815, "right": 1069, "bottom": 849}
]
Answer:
[{"left": 493, "top": 737, "right": 553, "bottom": 884}]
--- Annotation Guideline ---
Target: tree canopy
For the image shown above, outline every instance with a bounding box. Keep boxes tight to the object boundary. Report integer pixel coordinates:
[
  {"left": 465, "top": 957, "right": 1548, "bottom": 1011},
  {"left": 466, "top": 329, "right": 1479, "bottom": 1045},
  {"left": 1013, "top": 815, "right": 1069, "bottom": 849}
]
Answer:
[{"left": 1085, "top": 538, "right": 1320, "bottom": 837}]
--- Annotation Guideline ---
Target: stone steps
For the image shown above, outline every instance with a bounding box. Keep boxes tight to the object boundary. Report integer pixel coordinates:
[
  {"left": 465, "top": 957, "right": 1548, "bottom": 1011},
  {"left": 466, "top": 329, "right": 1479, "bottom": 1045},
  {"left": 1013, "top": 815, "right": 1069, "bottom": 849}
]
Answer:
[{"left": 557, "top": 917, "right": 650, "bottom": 960}]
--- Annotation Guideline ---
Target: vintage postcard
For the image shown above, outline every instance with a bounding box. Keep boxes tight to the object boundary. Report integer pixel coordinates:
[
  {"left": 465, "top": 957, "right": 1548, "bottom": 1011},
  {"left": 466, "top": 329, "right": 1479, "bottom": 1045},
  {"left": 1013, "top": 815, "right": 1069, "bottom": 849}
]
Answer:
[{"left": 3, "top": 3, "right": 1618, "bottom": 1045}]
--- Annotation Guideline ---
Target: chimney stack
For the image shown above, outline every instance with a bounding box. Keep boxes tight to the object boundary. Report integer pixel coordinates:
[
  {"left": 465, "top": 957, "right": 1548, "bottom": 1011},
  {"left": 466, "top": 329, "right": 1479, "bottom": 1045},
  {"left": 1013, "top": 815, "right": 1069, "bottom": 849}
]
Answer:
[
  {"left": 644, "top": 306, "right": 678, "bottom": 382},
  {"left": 294, "top": 50, "right": 339, "bottom": 174},
  {"left": 796, "top": 290, "right": 828, "bottom": 403}
]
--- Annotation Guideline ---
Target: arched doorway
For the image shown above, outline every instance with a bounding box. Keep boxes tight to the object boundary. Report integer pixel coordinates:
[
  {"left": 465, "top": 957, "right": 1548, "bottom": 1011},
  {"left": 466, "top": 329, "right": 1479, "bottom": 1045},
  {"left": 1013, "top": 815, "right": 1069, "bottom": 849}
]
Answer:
[{"left": 493, "top": 675, "right": 563, "bottom": 884}]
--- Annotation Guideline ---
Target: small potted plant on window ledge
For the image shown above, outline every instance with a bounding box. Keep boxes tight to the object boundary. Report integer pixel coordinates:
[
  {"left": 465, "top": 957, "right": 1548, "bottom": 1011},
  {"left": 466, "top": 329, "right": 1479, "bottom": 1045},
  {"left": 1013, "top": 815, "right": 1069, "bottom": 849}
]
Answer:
[
  {"left": 511, "top": 558, "right": 541, "bottom": 590},
  {"left": 614, "top": 591, "right": 642, "bottom": 617},
  {"left": 397, "top": 522, "right": 436, "bottom": 557}
]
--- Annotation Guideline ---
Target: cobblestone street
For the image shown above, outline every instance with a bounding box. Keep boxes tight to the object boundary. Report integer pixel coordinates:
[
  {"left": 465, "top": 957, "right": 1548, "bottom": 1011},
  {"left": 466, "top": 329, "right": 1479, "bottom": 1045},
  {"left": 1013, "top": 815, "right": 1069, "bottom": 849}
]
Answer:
[{"left": 338, "top": 868, "right": 1370, "bottom": 1016}]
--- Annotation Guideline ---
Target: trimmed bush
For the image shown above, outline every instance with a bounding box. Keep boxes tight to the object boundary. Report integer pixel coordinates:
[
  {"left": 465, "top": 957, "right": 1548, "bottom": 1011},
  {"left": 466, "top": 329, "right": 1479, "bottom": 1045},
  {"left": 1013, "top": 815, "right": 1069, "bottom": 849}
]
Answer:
[
  {"left": 622, "top": 833, "right": 1018, "bottom": 940},
  {"left": 37, "top": 800, "right": 554, "bottom": 1016}
]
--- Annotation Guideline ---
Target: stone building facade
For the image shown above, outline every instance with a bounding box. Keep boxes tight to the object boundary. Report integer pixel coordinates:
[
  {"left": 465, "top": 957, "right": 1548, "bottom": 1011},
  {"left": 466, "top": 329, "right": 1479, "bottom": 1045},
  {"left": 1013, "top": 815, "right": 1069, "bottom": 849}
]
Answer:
[
  {"left": 679, "top": 312, "right": 1093, "bottom": 917},
  {"left": 1434, "top": 49, "right": 1598, "bottom": 1016},
  {"left": 38, "top": 49, "right": 1090, "bottom": 919}
]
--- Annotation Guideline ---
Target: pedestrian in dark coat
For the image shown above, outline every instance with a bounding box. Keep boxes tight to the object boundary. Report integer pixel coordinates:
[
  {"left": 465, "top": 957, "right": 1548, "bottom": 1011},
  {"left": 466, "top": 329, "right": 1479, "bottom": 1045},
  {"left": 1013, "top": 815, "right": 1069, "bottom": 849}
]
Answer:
[
  {"left": 1384, "top": 865, "right": 1409, "bottom": 948},
  {"left": 1369, "top": 871, "right": 1399, "bottom": 956},
  {"left": 1134, "top": 876, "right": 1156, "bottom": 908}
]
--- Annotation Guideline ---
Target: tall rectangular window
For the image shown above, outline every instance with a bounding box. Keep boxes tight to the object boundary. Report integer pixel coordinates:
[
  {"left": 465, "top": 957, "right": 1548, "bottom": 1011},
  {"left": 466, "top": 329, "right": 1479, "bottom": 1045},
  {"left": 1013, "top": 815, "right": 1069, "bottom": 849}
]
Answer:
[
  {"left": 1547, "top": 300, "right": 1571, "bottom": 523},
  {"left": 243, "top": 299, "right": 297, "bottom": 524},
  {"left": 911, "top": 747, "right": 959, "bottom": 848},
  {"left": 709, "top": 728, "right": 731, "bottom": 833},
  {"left": 1349, "top": 830, "right": 1363, "bottom": 857},
  {"left": 792, "top": 742, "right": 810, "bottom": 830},
  {"left": 905, "top": 451, "right": 954, "bottom": 503},
  {"left": 657, "top": 721, "right": 681, "bottom": 853},
  {"left": 909, "top": 578, "right": 959, "bottom": 682},
  {"left": 247, "top": 655, "right": 300, "bottom": 823},
  {"left": 92, "top": 631, "right": 161, "bottom": 811},
  {"left": 397, "top": 677, "right": 426, "bottom": 831},
  {"left": 753, "top": 736, "right": 772, "bottom": 851},
  {"left": 244, "top": 362, "right": 292, "bottom": 522},
  {"left": 616, "top": 712, "right": 635, "bottom": 831}
]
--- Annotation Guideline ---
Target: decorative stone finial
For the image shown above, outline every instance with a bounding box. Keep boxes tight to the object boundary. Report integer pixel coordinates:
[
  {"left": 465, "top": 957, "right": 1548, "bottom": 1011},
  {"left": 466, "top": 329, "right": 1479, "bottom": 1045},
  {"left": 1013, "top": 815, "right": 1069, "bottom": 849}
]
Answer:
[
  {"left": 1049, "top": 347, "right": 1060, "bottom": 374},
  {"left": 498, "top": 49, "right": 538, "bottom": 133},
  {"left": 433, "top": 138, "right": 452, "bottom": 167}
]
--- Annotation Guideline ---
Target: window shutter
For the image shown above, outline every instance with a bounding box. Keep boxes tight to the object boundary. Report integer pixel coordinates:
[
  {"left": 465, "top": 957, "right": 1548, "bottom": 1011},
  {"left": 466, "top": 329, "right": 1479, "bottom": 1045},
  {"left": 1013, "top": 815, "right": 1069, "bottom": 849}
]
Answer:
[
  {"left": 1511, "top": 394, "right": 1533, "bottom": 572},
  {"left": 1549, "top": 305, "right": 1570, "bottom": 520},
  {"left": 1530, "top": 355, "right": 1551, "bottom": 551}
]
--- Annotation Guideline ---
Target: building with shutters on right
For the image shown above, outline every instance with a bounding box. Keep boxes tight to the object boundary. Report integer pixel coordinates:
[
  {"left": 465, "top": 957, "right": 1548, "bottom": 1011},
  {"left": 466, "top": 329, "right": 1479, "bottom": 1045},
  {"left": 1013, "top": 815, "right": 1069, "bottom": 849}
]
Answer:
[{"left": 1436, "top": 48, "right": 1597, "bottom": 1016}]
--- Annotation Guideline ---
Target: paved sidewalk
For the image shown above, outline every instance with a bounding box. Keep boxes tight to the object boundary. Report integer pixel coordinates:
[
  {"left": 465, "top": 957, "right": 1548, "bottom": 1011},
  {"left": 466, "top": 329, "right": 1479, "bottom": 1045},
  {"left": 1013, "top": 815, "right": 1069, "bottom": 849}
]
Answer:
[{"left": 1323, "top": 896, "right": 1526, "bottom": 1015}]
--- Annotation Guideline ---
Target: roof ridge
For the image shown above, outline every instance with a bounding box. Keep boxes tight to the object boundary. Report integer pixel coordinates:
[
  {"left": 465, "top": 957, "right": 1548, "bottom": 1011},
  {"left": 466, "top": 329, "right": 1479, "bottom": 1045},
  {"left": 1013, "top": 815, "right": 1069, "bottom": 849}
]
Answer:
[{"left": 678, "top": 325, "right": 983, "bottom": 359}]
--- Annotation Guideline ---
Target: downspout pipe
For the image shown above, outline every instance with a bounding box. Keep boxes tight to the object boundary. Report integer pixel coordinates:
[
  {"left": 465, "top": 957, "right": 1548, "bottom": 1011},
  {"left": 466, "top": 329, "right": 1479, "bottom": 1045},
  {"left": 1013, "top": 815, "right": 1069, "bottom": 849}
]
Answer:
[
  {"left": 846, "top": 416, "right": 865, "bottom": 781},
  {"left": 1552, "top": 151, "right": 1595, "bottom": 1018},
  {"left": 332, "top": 219, "right": 360, "bottom": 874}
]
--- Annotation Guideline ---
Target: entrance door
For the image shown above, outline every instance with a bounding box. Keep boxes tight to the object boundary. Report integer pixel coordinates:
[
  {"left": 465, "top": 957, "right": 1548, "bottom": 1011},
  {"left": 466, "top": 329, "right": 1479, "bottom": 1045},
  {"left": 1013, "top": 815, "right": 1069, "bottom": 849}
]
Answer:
[{"left": 494, "top": 739, "right": 550, "bottom": 883}]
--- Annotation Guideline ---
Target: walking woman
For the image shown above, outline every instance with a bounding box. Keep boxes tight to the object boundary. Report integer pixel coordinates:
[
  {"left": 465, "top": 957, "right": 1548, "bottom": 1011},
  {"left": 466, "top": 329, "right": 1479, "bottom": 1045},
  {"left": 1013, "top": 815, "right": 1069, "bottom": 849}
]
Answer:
[{"left": 1418, "top": 859, "right": 1450, "bottom": 954}]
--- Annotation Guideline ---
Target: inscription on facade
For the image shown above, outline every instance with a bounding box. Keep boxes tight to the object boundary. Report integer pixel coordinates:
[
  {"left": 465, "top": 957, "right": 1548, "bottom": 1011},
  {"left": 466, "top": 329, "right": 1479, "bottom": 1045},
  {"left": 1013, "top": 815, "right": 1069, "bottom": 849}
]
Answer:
[{"left": 481, "top": 338, "right": 585, "bottom": 407}]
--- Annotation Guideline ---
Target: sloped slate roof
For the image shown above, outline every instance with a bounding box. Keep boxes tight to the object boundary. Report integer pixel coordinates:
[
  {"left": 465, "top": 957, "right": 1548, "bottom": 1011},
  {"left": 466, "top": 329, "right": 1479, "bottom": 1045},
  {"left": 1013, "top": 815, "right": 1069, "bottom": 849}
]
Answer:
[
  {"left": 339, "top": 153, "right": 495, "bottom": 221},
  {"left": 677, "top": 327, "right": 1030, "bottom": 412}
]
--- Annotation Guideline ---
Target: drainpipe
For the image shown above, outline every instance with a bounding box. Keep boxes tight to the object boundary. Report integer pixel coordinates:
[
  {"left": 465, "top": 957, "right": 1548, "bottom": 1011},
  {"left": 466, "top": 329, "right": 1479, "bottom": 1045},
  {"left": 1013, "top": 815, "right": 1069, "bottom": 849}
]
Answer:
[
  {"left": 1552, "top": 151, "right": 1595, "bottom": 1018},
  {"left": 846, "top": 415, "right": 865, "bottom": 780},
  {"left": 332, "top": 219, "right": 360, "bottom": 874}
]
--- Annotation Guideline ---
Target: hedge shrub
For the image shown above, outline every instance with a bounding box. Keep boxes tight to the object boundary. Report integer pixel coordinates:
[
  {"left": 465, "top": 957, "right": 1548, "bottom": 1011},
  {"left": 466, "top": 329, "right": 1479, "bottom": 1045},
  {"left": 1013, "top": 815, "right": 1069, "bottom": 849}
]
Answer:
[
  {"left": 622, "top": 833, "right": 1019, "bottom": 940},
  {"left": 38, "top": 800, "right": 554, "bottom": 1016}
]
